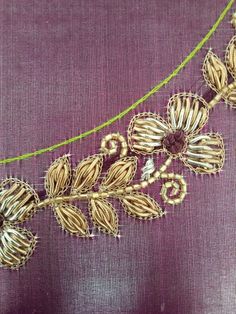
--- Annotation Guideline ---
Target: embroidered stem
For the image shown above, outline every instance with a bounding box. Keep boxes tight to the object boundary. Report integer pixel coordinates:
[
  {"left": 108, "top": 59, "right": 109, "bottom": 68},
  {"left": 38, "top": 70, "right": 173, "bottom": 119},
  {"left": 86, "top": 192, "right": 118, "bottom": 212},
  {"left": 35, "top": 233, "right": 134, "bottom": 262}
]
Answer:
[
  {"left": 208, "top": 81, "right": 236, "bottom": 109},
  {"left": 37, "top": 156, "right": 173, "bottom": 208}
]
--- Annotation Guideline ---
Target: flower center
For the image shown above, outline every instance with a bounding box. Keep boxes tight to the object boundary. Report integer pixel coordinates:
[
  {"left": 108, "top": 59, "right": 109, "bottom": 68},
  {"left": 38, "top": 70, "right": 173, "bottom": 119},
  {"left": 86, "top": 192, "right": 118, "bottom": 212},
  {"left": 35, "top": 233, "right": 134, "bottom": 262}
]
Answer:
[
  {"left": 163, "top": 130, "right": 186, "bottom": 155},
  {"left": 0, "top": 214, "right": 5, "bottom": 229}
]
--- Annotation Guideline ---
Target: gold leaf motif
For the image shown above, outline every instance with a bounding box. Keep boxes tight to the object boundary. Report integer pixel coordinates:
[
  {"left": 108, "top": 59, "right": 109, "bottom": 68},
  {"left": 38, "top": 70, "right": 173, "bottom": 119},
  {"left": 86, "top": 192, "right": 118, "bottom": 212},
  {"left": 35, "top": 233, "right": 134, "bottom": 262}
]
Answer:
[
  {"left": 203, "top": 51, "right": 228, "bottom": 92},
  {"left": 0, "top": 226, "right": 37, "bottom": 269},
  {"left": 89, "top": 199, "right": 118, "bottom": 235},
  {"left": 54, "top": 204, "right": 90, "bottom": 236},
  {"left": 0, "top": 178, "right": 39, "bottom": 223},
  {"left": 225, "top": 35, "right": 236, "bottom": 80},
  {"left": 100, "top": 157, "right": 137, "bottom": 191},
  {"left": 121, "top": 193, "right": 163, "bottom": 219},
  {"left": 72, "top": 154, "right": 103, "bottom": 193},
  {"left": 45, "top": 155, "right": 71, "bottom": 197}
]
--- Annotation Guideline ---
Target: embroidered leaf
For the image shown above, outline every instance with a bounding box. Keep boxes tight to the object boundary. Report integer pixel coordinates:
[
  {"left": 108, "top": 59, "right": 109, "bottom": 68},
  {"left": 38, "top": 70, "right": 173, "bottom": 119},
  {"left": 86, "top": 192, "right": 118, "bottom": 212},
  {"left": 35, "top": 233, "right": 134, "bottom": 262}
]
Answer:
[
  {"left": 45, "top": 155, "right": 72, "bottom": 197},
  {"left": 121, "top": 192, "right": 163, "bottom": 219},
  {"left": 203, "top": 51, "right": 227, "bottom": 92},
  {"left": 225, "top": 35, "right": 236, "bottom": 80},
  {"left": 89, "top": 199, "right": 118, "bottom": 235},
  {"left": 72, "top": 154, "right": 103, "bottom": 193},
  {"left": 100, "top": 157, "right": 137, "bottom": 191},
  {"left": 54, "top": 204, "right": 90, "bottom": 236},
  {"left": 0, "top": 226, "right": 37, "bottom": 269},
  {"left": 0, "top": 178, "right": 39, "bottom": 223}
]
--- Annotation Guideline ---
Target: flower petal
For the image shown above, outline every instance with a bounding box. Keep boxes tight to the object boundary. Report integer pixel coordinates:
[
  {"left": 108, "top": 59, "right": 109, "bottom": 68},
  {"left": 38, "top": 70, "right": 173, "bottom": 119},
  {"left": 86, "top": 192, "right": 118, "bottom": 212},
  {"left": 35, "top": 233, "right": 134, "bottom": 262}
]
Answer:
[
  {"left": 182, "top": 133, "right": 225, "bottom": 174},
  {"left": 167, "top": 93, "right": 209, "bottom": 135},
  {"left": 0, "top": 179, "right": 39, "bottom": 223},
  {"left": 203, "top": 51, "right": 228, "bottom": 92},
  {"left": 0, "top": 225, "right": 37, "bottom": 269},
  {"left": 128, "top": 113, "right": 169, "bottom": 154}
]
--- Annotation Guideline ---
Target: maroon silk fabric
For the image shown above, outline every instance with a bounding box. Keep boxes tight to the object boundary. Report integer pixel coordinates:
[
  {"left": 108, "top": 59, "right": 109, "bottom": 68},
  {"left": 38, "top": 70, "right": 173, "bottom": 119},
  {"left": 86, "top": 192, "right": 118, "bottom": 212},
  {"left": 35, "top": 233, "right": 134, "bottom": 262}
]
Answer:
[{"left": 0, "top": 1, "right": 235, "bottom": 313}]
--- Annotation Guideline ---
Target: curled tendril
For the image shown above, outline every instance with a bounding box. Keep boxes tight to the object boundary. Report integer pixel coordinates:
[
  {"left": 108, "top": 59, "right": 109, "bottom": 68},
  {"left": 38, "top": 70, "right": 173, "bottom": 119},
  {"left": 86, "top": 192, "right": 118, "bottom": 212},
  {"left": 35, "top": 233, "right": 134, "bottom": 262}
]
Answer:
[
  {"left": 100, "top": 133, "right": 128, "bottom": 158},
  {"left": 160, "top": 173, "right": 187, "bottom": 205}
]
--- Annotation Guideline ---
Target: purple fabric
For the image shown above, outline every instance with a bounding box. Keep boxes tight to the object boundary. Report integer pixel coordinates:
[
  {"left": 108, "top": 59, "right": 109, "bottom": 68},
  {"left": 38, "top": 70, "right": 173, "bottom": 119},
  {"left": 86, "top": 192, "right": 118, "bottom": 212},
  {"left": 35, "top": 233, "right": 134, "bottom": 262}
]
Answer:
[{"left": 0, "top": 1, "right": 235, "bottom": 313}]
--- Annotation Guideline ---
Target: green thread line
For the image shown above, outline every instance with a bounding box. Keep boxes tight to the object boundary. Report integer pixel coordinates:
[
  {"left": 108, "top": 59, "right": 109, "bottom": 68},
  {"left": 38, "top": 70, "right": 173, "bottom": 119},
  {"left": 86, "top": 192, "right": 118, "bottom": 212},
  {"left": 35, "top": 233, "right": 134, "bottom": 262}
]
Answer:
[{"left": 0, "top": 0, "right": 234, "bottom": 165}]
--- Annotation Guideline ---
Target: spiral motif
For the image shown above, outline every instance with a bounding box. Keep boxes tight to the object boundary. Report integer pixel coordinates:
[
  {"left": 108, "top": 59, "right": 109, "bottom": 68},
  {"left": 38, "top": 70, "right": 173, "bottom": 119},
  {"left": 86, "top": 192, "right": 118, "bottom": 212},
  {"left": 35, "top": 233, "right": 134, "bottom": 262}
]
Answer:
[
  {"left": 100, "top": 133, "right": 128, "bottom": 158},
  {"left": 160, "top": 173, "right": 187, "bottom": 205}
]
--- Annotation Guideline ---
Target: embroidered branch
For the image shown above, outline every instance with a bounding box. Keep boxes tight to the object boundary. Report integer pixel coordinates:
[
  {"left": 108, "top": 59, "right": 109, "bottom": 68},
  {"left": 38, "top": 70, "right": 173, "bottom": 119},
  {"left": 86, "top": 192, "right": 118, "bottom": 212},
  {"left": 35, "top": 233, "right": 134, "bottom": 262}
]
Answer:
[{"left": 0, "top": 12, "right": 236, "bottom": 270}]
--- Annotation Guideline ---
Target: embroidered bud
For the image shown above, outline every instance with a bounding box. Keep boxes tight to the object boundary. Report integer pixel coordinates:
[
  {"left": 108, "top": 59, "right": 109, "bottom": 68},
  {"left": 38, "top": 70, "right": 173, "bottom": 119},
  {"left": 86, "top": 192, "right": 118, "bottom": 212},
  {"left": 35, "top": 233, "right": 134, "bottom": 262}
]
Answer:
[
  {"left": 72, "top": 154, "right": 103, "bottom": 193},
  {"left": 100, "top": 156, "right": 137, "bottom": 191},
  {"left": 203, "top": 51, "right": 227, "bottom": 91},
  {"left": 45, "top": 155, "right": 71, "bottom": 197},
  {"left": 121, "top": 192, "right": 163, "bottom": 219},
  {"left": 54, "top": 204, "right": 90, "bottom": 236},
  {"left": 90, "top": 199, "right": 118, "bottom": 235}
]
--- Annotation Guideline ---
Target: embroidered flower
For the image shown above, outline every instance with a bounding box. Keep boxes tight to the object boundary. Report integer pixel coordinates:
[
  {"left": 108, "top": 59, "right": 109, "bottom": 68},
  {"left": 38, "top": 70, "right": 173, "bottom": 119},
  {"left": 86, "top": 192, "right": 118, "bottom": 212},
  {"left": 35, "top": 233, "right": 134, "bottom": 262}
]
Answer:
[
  {"left": 0, "top": 179, "right": 39, "bottom": 269},
  {"left": 128, "top": 93, "right": 225, "bottom": 174}
]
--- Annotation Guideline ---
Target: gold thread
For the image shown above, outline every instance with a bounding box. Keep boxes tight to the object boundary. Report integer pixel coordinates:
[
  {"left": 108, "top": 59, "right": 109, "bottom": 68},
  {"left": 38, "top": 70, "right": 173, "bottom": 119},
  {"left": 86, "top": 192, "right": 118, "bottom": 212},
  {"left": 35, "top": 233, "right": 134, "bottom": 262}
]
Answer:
[{"left": 0, "top": 0, "right": 233, "bottom": 165}]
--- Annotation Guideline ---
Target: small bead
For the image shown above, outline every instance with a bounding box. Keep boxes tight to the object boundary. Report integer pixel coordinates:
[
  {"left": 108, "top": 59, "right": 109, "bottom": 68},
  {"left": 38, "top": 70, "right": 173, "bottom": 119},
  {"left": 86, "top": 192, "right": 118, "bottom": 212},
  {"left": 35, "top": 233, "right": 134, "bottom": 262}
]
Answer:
[
  {"left": 160, "top": 165, "right": 167, "bottom": 172},
  {"left": 154, "top": 171, "right": 160, "bottom": 178},
  {"left": 116, "top": 189, "right": 125, "bottom": 195},
  {"left": 133, "top": 184, "right": 141, "bottom": 191},
  {"left": 148, "top": 177, "right": 155, "bottom": 184},
  {"left": 141, "top": 181, "right": 148, "bottom": 188},
  {"left": 125, "top": 186, "right": 134, "bottom": 193}
]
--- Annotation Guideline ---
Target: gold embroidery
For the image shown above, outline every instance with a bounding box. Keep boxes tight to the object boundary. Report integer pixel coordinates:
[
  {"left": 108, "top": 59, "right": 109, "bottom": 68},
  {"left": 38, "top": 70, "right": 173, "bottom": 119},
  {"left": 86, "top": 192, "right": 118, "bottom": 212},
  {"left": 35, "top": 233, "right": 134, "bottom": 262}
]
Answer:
[
  {"left": 89, "top": 199, "right": 118, "bottom": 236},
  {"left": 128, "top": 94, "right": 225, "bottom": 175},
  {"left": 0, "top": 12, "right": 236, "bottom": 270},
  {"left": 72, "top": 154, "right": 103, "bottom": 193},
  {"left": 0, "top": 179, "right": 39, "bottom": 269},
  {"left": 45, "top": 155, "right": 72, "bottom": 198},
  {"left": 54, "top": 204, "right": 90, "bottom": 237},
  {"left": 121, "top": 193, "right": 163, "bottom": 220}
]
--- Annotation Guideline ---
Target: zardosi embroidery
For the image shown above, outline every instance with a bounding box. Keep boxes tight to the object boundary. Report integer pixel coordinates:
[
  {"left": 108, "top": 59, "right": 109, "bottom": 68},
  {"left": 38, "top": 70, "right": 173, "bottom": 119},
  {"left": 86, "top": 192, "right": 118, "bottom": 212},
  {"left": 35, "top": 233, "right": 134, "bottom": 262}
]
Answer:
[{"left": 0, "top": 11, "right": 236, "bottom": 270}]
